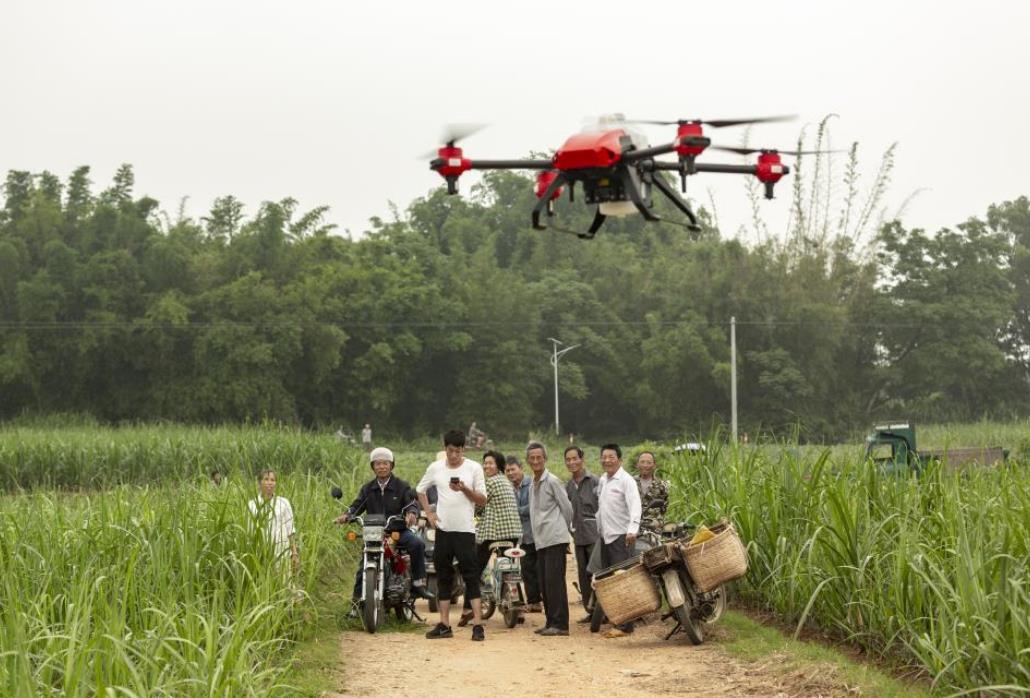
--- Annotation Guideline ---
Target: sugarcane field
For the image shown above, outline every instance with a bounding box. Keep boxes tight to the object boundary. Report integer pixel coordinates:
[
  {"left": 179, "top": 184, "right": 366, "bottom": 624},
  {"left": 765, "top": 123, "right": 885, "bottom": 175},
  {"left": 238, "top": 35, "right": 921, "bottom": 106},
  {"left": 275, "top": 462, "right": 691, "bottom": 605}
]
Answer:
[{"left": 3, "top": 2, "right": 1030, "bottom": 696}]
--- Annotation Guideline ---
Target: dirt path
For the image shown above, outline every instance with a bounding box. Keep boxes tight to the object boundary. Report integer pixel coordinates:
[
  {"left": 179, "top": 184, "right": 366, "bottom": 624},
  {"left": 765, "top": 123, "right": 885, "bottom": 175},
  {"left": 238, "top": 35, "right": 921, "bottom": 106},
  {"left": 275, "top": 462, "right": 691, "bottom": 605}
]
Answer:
[{"left": 329, "top": 555, "right": 849, "bottom": 697}]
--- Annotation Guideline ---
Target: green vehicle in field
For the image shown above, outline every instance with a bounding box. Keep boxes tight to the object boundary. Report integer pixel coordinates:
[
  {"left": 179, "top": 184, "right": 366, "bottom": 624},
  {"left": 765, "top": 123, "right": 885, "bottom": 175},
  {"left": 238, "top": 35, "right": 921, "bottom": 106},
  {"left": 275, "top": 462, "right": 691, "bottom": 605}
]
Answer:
[{"left": 865, "top": 422, "right": 1008, "bottom": 474}]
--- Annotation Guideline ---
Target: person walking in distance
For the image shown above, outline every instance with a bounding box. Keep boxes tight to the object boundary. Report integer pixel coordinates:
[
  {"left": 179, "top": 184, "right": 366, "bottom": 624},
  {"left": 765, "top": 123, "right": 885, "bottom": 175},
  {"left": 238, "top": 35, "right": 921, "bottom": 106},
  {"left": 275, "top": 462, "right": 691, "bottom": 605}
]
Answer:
[
  {"left": 361, "top": 423, "right": 372, "bottom": 452},
  {"left": 527, "top": 442, "right": 574, "bottom": 637},
  {"left": 564, "top": 445, "right": 599, "bottom": 622},
  {"left": 595, "top": 443, "right": 641, "bottom": 638},
  {"left": 417, "top": 430, "right": 488, "bottom": 641},
  {"left": 505, "top": 454, "right": 542, "bottom": 613}
]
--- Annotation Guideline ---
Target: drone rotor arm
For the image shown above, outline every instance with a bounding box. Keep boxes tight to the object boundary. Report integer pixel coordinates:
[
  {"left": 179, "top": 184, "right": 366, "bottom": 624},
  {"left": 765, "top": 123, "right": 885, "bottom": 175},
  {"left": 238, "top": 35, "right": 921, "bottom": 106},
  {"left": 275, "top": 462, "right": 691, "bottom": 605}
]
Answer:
[
  {"left": 468, "top": 159, "right": 554, "bottom": 171},
  {"left": 621, "top": 142, "right": 679, "bottom": 163}
]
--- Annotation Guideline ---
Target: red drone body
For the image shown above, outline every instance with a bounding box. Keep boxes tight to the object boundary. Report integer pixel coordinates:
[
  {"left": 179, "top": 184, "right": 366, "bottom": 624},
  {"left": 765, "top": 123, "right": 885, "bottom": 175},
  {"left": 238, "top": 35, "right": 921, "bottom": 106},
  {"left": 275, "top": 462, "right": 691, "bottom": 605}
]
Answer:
[
  {"left": 553, "top": 130, "right": 627, "bottom": 170},
  {"left": 427, "top": 114, "right": 804, "bottom": 239}
]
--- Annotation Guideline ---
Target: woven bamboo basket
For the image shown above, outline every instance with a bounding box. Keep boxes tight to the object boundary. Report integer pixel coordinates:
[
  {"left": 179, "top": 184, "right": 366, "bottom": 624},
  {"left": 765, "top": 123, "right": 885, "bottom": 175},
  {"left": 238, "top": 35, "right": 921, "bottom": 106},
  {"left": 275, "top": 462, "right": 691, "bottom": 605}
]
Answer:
[
  {"left": 593, "top": 563, "right": 661, "bottom": 625},
  {"left": 679, "top": 520, "right": 748, "bottom": 592}
]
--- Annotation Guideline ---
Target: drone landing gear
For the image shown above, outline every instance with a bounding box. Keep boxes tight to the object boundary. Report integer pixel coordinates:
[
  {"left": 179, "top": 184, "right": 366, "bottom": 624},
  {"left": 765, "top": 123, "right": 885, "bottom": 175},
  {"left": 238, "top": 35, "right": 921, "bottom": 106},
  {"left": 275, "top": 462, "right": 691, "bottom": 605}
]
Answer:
[
  {"left": 532, "top": 174, "right": 607, "bottom": 239},
  {"left": 651, "top": 172, "right": 702, "bottom": 232},
  {"left": 622, "top": 167, "right": 702, "bottom": 235}
]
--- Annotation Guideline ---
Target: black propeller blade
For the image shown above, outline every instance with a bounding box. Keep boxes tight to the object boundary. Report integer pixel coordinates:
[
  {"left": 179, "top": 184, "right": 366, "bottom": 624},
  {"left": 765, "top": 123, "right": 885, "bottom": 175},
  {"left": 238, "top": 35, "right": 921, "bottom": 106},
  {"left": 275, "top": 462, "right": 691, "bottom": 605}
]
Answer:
[
  {"left": 709, "top": 145, "right": 842, "bottom": 156},
  {"left": 633, "top": 115, "right": 796, "bottom": 128},
  {"left": 419, "top": 123, "right": 487, "bottom": 158}
]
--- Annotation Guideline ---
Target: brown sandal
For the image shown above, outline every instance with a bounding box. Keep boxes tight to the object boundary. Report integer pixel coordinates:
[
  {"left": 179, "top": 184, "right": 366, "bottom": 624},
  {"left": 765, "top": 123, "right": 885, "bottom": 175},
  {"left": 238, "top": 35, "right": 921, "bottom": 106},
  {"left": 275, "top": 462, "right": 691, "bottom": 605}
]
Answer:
[{"left": 457, "top": 611, "right": 474, "bottom": 627}]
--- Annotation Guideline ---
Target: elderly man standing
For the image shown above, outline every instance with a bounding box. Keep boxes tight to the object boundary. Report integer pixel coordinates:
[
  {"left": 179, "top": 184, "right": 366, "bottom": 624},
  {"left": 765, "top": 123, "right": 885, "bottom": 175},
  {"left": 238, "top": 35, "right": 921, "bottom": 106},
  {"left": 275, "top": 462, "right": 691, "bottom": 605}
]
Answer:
[
  {"left": 634, "top": 451, "right": 669, "bottom": 535},
  {"left": 564, "top": 445, "right": 599, "bottom": 621},
  {"left": 596, "top": 443, "right": 642, "bottom": 637},
  {"left": 527, "top": 442, "right": 574, "bottom": 637}
]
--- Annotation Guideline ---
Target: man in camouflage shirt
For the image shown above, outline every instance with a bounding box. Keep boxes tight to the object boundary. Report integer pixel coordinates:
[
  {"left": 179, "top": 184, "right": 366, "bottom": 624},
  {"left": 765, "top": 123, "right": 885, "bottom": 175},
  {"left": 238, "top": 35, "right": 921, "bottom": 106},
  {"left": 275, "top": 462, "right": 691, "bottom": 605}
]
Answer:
[{"left": 634, "top": 451, "right": 669, "bottom": 534}]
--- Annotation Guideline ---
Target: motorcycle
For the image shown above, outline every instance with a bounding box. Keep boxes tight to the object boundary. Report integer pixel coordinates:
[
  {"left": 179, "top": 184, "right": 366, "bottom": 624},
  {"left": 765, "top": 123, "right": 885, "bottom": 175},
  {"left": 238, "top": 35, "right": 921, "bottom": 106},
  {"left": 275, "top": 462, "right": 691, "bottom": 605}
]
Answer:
[
  {"left": 478, "top": 541, "right": 526, "bottom": 628},
  {"left": 414, "top": 514, "right": 463, "bottom": 613},
  {"left": 648, "top": 525, "right": 727, "bottom": 645},
  {"left": 332, "top": 487, "right": 422, "bottom": 633},
  {"left": 589, "top": 523, "right": 727, "bottom": 644}
]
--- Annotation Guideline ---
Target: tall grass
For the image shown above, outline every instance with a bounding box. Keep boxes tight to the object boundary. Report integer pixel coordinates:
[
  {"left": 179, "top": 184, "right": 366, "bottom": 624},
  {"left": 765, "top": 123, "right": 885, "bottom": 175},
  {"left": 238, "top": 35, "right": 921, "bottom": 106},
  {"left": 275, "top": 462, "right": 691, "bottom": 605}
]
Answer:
[
  {"left": 0, "top": 458, "right": 371, "bottom": 695},
  {"left": 0, "top": 423, "right": 354, "bottom": 490},
  {"left": 0, "top": 425, "right": 442, "bottom": 695},
  {"left": 665, "top": 441, "right": 1030, "bottom": 694}
]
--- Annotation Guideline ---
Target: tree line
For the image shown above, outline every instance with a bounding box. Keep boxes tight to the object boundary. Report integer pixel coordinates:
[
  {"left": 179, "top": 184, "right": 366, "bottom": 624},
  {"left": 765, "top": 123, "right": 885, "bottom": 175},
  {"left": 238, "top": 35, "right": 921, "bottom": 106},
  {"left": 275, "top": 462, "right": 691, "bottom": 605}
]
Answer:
[{"left": 1, "top": 164, "right": 1027, "bottom": 441}]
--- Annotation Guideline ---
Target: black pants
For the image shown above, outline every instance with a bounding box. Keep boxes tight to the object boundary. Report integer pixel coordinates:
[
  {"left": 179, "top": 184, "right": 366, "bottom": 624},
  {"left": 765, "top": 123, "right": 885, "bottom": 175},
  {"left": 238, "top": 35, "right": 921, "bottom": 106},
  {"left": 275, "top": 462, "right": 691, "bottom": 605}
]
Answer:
[
  {"left": 464, "top": 538, "right": 519, "bottom": 610},
  {"left": 601, "top": 536, "right": 634, "bottom": 632},
  {"left": 537, "top": 543, "right": 569, "bottom": 631},
  {"left": 434, "top": 530, "right": 480, "bottom": 602},
  {"left": 575, "top": 543, "right": 594, "bottom": 608},
  {"left": 522, "top": 542, "right": 541, "bottom": 604}
]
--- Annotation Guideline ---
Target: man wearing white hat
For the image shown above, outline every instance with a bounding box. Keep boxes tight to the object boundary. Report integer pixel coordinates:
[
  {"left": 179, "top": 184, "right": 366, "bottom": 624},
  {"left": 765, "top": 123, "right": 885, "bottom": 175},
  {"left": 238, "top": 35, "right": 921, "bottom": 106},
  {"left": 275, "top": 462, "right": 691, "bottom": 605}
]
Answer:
[{"left": 335, "top": 446, "right": 434, "bottom": 609}]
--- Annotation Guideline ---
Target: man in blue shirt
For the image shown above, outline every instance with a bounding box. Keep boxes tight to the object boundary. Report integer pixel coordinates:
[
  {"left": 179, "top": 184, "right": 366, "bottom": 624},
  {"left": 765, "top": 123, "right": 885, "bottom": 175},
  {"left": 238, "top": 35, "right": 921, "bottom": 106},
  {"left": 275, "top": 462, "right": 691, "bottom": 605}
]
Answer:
[{"left": 505, "top": 454, "right": 542, "bottom": 612}]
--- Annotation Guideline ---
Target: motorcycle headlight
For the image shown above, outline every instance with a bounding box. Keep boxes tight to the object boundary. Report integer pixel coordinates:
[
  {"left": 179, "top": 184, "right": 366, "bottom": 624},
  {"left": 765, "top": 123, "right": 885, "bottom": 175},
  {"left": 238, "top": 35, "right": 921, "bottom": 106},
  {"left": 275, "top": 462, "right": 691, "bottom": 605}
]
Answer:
[{"left": 362, "top": 525, "right": 385, "bottom": 543}]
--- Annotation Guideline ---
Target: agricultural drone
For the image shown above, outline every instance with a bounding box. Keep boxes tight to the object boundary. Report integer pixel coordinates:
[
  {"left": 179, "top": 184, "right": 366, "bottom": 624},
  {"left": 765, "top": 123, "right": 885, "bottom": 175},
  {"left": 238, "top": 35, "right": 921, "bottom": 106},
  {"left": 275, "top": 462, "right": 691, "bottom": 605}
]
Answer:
[{"left": 427, "top": 114, "right": 824, "bottom": 239}]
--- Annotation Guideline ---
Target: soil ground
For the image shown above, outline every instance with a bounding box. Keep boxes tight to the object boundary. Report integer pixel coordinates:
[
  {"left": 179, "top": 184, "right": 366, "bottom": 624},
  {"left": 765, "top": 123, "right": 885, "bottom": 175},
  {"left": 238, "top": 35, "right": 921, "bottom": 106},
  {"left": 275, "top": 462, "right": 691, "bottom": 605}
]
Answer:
[{"left": 328, "top": 554, "right": 859, "bottom": 697}]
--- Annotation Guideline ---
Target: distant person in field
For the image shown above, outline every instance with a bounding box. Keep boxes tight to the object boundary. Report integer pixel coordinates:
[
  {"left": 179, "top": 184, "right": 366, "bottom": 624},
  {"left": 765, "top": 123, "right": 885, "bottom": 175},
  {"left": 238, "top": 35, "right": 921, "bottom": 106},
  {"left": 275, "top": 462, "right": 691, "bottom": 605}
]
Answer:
[
  {"left": 595, "top": 443, "right": 641, "bottom": 638},
  {"left": 417, "top": 430, "right": 488, "bottom": 641},
  {"left": 334, "top": 447, "right": 433, "bottom": 615},
  {"left": 210, "top": 469, "right": 223, "bottom": 486},
  {"left": 505, "top": 454, "right": 542, "bottom": 613},
  {"left": 361, "top": 423, "right": 373, "bottom": 452},
  {"left": 248, "top": 469, "right": 299, "bottom": 574},
  {"left": 458, "top": 449, "right": 522, "bottom": 627},
  {"left": 564, "top": 445, "right": 599, "bottom": 620},
  {"left": 526, "top": 441, "right": 574, "bottom": 637},
  {"left": 634, "top": 451, "right": 669, "bottom": 535}
]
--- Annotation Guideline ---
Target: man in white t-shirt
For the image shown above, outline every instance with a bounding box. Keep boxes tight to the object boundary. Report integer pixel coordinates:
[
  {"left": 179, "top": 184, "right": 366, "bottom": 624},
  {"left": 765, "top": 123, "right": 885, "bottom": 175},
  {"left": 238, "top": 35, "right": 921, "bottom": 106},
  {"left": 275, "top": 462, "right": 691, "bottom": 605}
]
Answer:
[
  {"left": 417, "top": 429, "right": 487, "bottom": 641},
  {"left": 596, "top": 443, "right": 641, "bottom": 637}
]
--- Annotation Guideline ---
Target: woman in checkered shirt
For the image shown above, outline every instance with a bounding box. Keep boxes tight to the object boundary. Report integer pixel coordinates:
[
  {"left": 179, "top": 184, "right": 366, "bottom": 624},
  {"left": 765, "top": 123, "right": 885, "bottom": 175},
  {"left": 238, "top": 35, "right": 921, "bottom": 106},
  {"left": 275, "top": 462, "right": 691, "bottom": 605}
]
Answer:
[{"left": 459, "top": 449, "right": 524, "bottom": 626}]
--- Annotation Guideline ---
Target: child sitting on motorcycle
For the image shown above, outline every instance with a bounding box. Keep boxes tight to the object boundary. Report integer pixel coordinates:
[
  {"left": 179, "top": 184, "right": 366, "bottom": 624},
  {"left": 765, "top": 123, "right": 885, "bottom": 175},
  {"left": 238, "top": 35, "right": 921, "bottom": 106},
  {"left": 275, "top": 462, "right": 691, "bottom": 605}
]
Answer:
[{"left": 335, "top": 447, "right": 435, "bottom": 611}]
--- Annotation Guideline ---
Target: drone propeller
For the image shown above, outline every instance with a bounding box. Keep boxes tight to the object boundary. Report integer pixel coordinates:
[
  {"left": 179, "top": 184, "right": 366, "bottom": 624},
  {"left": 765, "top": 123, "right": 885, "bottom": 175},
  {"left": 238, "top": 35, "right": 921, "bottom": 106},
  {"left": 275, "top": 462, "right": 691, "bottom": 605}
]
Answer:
[
  {"left": 419, "top": 123, "right": 488, "bottom": 159},
  {"left": 633, "top": 115, "right": 796, "bottom": 128},
  {"left": 709, "top": 144, "right": 841, "bottom": 156}
]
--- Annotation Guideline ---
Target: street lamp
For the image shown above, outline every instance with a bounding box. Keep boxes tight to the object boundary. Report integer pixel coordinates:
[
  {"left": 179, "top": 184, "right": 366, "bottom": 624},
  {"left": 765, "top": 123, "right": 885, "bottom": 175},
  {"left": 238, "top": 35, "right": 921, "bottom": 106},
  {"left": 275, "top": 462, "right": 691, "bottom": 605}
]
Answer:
[{"left": 548, "top": 337, "right": 580, "bottom": 437}]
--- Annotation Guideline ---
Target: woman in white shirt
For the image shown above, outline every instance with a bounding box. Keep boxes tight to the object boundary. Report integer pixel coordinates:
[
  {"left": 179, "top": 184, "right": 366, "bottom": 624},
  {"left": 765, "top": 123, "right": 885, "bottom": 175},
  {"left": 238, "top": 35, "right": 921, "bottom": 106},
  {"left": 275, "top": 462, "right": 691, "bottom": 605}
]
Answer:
[{"left": 248, "top": 469, "right": 299, "bottom": 574}]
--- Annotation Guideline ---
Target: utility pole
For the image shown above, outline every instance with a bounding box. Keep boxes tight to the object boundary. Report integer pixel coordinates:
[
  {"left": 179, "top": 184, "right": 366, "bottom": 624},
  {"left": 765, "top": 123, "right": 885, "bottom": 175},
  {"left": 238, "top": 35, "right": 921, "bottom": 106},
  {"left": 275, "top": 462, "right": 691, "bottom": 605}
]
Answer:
[
  {"left": 548, "top": 337, "right": 580, "bottom": 437},
  {"left": 730, "top": 316, "right": 738, "bottom": 445}
]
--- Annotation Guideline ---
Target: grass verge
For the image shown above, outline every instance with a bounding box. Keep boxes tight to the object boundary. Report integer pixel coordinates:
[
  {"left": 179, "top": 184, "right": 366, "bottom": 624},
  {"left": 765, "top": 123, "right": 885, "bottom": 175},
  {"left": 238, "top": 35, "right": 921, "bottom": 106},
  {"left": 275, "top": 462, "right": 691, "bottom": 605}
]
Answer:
[{"left": 719, "top": 610, "right": 931, "bottom": 697}]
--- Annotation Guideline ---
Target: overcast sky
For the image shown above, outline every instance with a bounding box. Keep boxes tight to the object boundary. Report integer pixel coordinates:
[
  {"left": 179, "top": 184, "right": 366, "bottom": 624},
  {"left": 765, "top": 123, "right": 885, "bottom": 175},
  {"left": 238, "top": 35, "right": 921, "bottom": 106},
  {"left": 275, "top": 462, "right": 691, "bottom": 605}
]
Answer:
[{"left": 3, "top": 1, "right": 1029, "bottom": 243}]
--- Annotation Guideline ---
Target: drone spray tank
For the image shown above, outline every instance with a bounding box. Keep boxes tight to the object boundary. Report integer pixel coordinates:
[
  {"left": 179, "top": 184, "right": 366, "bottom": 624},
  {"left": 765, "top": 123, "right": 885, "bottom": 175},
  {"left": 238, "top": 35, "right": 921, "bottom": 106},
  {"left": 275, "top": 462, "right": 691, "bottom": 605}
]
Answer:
[{"left": 582, "top": 114, "right": 651, "bottom": 217}]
